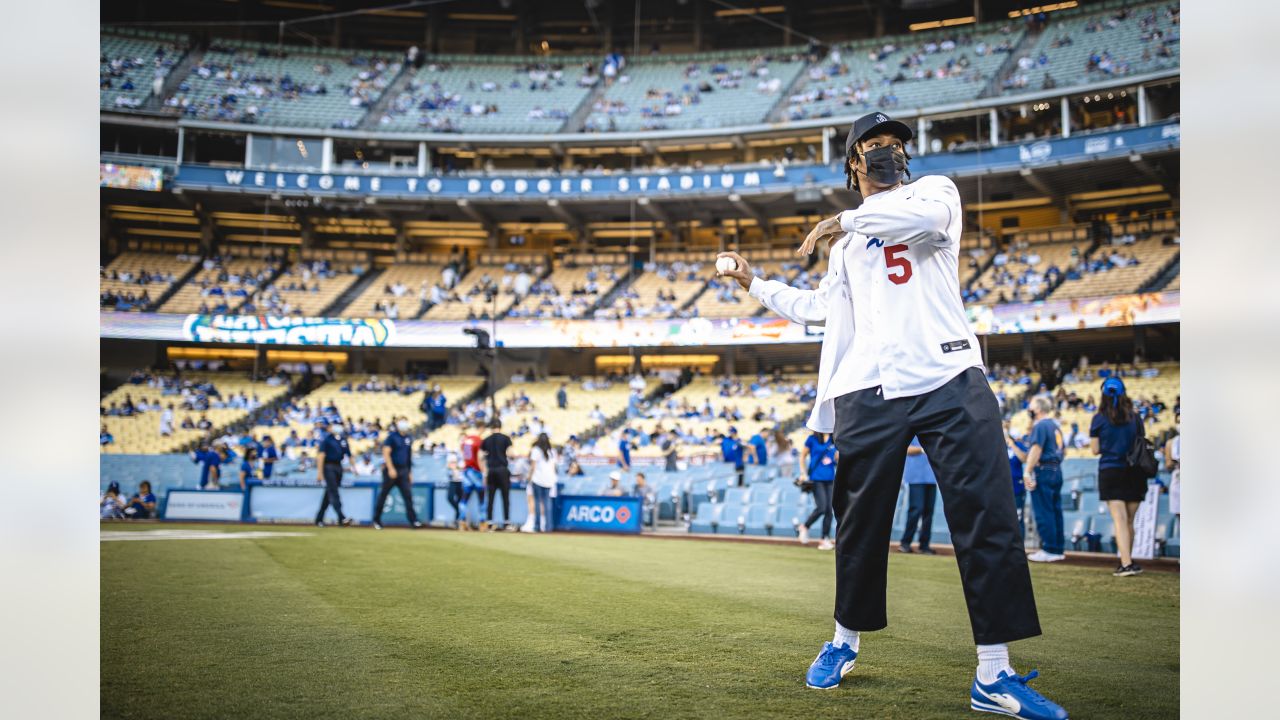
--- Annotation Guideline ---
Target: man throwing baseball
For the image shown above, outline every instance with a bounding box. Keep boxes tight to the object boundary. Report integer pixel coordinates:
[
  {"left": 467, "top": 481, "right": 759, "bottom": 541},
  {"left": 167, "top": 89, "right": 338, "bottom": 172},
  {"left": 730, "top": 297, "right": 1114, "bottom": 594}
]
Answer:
[{"left": 717, "top": 111, "right": 1067, "bottom": 720}]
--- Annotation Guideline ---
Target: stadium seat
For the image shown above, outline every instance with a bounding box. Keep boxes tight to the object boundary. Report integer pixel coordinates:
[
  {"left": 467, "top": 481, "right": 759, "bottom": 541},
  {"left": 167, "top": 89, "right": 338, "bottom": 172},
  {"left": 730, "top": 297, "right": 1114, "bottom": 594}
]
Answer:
[
  {"left": 741, "top": 504, "right": 778, "bottom": 537},
  {"left": 689, "top": 501, "right": 723, "bottom": 534}
]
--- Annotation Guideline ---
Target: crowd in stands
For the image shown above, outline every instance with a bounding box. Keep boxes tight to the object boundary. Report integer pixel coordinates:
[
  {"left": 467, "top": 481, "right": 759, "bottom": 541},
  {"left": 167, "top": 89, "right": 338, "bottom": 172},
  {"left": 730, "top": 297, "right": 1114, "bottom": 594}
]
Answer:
[
  {"left": 182, "top": 254, "right": 286, "bottom": 315},
  {"left": 583, "top": 52, "right": 802, "bottom": 132},
  {"left": 163, "top": 42, "right": 399, "bottom": 127},
  {"left": 506, "top": 263, "right": 623, "bottom": 320},
  {"left": 249, "top": 258, "right": 363, "bottom": 317},
  {"left": 100, "top": 33, "right": 188, "bottom": 109}
]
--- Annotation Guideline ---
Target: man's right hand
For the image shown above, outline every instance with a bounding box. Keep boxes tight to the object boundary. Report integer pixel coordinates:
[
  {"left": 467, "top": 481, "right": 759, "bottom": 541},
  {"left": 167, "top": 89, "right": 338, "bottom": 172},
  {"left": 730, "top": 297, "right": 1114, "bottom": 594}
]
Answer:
[
  {"left": 715, "top": 251, "right": 754, "bottom": 292},
  {"left": 387, "top": 466, "right": 398, "bottom": 480}
]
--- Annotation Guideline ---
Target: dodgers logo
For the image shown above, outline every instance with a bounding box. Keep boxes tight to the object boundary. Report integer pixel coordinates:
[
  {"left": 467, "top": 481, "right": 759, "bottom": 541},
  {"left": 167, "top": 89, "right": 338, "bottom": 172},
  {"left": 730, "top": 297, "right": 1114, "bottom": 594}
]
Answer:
[
  {"left": 865, "top": 237, "right": 885, "bottom": 249},
  {"left": 875, "top": 113, "right": 887, "bottom": 124}
]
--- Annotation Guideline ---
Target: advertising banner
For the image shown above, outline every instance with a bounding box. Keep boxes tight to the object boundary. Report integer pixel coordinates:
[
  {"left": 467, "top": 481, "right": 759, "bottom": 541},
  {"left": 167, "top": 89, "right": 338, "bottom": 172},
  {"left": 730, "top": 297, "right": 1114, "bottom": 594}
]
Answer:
[
  {"left": 101, "top": 163, "right": 163, "bottom": 191},
  {"left": 100, "top": 291, "right": 1179, "bottom": 348},
  {"left": 248, "top": 486, "right": 375, "bottom": 524},
  {"left": 162, "top": 490, "right": 246, "bottom": 521},
  {"left": 169, "top": 121, "right": 1178, "bottom": 201},
  {"left": 554, "top": 495, "right": 643, "bottom": 534}
]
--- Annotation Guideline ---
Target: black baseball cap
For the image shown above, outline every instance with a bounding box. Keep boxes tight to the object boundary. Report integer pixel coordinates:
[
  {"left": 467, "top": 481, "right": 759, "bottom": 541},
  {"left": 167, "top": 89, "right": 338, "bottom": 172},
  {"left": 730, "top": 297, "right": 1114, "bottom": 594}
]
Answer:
[{"left": 845, "top": 111, "right": 914, "bottom": 156}]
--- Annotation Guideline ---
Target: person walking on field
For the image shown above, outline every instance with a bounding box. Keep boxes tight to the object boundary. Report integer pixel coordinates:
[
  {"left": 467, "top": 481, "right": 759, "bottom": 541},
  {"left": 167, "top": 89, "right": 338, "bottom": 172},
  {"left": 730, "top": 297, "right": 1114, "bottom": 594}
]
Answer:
[
  {"left": 527, "top": 433, "right": 558, "bottom": 533},
  {"left": 717, "top": 111, "right": 1065, "bottom": 719},
  {"left": 1090, "top": 377, "right": 1147, "bottom": 577}
]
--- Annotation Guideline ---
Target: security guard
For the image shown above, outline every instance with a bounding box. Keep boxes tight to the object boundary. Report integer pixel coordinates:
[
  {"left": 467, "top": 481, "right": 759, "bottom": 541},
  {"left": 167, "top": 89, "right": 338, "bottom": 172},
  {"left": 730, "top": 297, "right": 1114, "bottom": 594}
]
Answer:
[
  {"left": 315, "top": 422, "right": 354, "bottom": 527},
  {"left": 373, "top": 417, "right": 423, "bottom": 530}
]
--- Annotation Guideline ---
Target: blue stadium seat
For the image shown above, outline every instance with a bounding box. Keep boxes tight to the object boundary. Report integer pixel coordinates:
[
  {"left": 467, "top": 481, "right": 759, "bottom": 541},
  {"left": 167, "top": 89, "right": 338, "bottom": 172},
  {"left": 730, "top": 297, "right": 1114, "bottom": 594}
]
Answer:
[
  {"left": 723, "top": 486, "right": 752, "bottom": 506},
  {"left": 689, "top": 502, "right": 723, "bottom": 534},
  {"left": 742, "top": 504, "right": 778, "bottom": 536}
]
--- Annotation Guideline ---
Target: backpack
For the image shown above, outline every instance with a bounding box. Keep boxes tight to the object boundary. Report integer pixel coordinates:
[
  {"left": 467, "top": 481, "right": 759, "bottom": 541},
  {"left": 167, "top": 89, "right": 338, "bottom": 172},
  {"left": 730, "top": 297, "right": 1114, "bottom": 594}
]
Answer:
[{"left": 1125, "top": 417, "right": 1159, "bottom": 479}]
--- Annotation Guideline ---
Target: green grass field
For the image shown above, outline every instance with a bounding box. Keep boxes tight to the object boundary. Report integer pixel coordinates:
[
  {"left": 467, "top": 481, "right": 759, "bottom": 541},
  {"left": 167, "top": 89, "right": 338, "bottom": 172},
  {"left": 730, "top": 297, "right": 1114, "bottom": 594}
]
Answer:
[{"left": 101, "top": 525, "right": 1178, "bottom": 719}]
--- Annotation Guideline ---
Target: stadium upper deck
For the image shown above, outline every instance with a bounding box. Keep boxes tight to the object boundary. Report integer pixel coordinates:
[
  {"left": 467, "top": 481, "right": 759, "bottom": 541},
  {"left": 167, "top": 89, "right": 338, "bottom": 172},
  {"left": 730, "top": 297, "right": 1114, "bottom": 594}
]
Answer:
[{"left": 101, "top": 0, "right": 1178, "bottom": 138}]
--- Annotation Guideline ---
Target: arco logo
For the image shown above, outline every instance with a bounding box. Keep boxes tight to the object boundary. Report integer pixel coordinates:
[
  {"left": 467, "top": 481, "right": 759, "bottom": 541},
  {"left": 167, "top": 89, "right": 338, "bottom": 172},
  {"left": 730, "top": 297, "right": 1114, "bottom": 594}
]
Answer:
[
  {"left": 615, "top": 507, "right": 631, "bottom": 524},
  {"left": 564, "top": 504, "right": 634, "bottom": 524}
]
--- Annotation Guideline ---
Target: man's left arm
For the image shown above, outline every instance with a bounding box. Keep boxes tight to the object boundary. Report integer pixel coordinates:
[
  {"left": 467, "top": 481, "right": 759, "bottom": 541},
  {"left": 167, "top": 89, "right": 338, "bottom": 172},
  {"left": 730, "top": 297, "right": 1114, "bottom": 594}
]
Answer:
[{"left": 839, "top": 176, "right": 959, "bottom": 247}]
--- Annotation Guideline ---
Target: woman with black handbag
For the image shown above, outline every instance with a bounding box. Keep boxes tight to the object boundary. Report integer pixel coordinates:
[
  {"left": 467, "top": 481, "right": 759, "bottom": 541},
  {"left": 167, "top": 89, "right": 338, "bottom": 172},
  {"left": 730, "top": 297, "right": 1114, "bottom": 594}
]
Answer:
[
  {"left": 798, "top": 431, "right": 838, "bottom": 549},
  {"left": 1089, "top": 377, "right": 1151, "bottom": 577}
]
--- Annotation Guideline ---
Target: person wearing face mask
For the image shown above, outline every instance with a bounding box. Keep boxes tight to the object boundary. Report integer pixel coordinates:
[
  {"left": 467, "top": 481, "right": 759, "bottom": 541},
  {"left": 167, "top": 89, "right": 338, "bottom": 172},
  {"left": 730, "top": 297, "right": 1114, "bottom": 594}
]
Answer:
[
  {"left": 715, "top": 112, "right": 1064, "bottom": 719},
  {"left": 373, "top": 417, "right": 422, "bottom": 530},
  {"left": 315, "top": 422, "right": 354, "bottom": 527}
]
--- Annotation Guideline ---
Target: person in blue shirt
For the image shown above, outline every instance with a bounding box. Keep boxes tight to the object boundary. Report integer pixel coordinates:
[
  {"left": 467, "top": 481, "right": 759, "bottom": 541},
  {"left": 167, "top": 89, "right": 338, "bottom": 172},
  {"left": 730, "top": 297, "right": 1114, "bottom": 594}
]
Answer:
[
  {"left": 373, "top": 418, "right": 423, "bottom": 530},
  {"left": 238, "top": 447, "right": 257, "bottom": 491},
  {"left": 315, "top": 423, "right": 354, "bottom": 527},
  {"left": 898, "top": 437, "right": 938, "bottom": 555},
  {"left": 617, "top": 433, "right": 632, "bottom": 472},
  {"left": 748, "top": 431, "right": 769, "bottom": 466},
  {"left": 799, "top": 432, "right": 838, "bottom": 549},
  {"left": 1024, "top": 396, "right": 1066, "bottom": 562},
  {"left": 124, "top": 481, "right": 157, "bottom": 520},
  {"left": 1004, "top": 420, "right": 1031, "bottom": 541},
  {"left": 722, "top": 427, "right": 747, "bottom": 487},
  {"left": 424, "top": 389, "right": 448, "bottom": 431},
  {"left": 191, "top": 444, "right": 221, "bottom": 489},
  {"left": 1090, "top": 376, "right": 1147, "bottom": 577},
  {"left": 260, "top": 435, "right": 279, "bottom": 481}
]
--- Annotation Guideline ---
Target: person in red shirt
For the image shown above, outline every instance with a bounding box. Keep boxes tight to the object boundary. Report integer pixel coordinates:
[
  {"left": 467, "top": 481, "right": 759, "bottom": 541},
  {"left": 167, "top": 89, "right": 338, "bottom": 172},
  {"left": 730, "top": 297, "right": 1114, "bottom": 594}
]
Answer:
[{"left": 457, "top": 422, "right": 486, "bottom": 530}]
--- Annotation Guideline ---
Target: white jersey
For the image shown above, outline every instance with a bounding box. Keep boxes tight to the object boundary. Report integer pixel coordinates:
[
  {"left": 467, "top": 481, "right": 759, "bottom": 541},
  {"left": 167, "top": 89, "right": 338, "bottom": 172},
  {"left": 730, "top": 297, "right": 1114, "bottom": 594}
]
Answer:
[{"left": 749, "top": 174, "right": 983, "bottom": 432}]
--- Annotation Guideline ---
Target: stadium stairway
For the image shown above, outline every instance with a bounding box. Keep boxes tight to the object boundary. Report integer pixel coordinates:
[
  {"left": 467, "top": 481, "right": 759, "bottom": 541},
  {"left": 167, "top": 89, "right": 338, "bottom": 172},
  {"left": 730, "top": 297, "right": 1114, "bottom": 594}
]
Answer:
[
  {"left": 763, "top": 62, "right": 814, "bottom": 124},
  {"left": 321, "top": 266, "right": 383, "bottom": 317},
  {"left": 564, "top": 77, "right": 612, "bottom": 134},
  {"left": 148, "top": 44, "right": 200, "bottom": 112},
  {"left": 357, "top": 63, "right": 413, "bottom": 130},
  {"left": 144, "top": 253, "right": 206, "bottom": 311},
  {"left": 1139, "top": 255, "right": 1180, "bottom": 293},
  {"left": 979, "top": 20, "right": 1043, "bottom": 99}
]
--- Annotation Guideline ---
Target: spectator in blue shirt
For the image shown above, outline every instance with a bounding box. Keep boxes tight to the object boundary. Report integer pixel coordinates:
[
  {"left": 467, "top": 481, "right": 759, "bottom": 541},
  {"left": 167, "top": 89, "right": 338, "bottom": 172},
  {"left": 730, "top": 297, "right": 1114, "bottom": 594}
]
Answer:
[
  {"left": 260, "top": 436, "right": 279, "bottom": 480},
  {"left": 100, "top": 425, "right": 114, "bottom": 447},
  {"left": 799, "top": 432, "right": 838, "bottom": 549},
  {"left": 722, "top": 427, "right": 748, "bottom": 487},
  {"left": 424, "top": 389, "right": 448, "bottom": 431},
  {"left": 1024, "top": 396, "right": 1065, "bottom": 562},
  {"left": 748, "top": 431, "right": 769, "bottom": 466},
  {"left": 898, "top": 437, "right": 938, "bottom": 555},
  {"left": 124, "top": 481, "right": 157, "bottom": 520},
  {"left": 556, "top": 383, "right": 568, "bottom": 410},
  {"left": 238, "top": 448, "right": 257, "bottom": 491},
  {"left": 191, "top": 445, "right": 221, "bottom": 489},
  {"left": 617, "top": 433, "right": 632, "bottom": 471},
  {"left": 1004, "top": 420, "right": 1031, "bottom": 540},
  {"left": 1090, "top": 377, "right": 1147, "bottom": 576}
]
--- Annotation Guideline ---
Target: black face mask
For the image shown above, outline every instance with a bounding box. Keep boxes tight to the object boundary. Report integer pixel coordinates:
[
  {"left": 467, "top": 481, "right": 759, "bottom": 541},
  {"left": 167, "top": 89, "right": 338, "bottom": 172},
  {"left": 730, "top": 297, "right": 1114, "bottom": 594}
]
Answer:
[{"left": 857, "top": 145, "right": 909, "bottom": 186}]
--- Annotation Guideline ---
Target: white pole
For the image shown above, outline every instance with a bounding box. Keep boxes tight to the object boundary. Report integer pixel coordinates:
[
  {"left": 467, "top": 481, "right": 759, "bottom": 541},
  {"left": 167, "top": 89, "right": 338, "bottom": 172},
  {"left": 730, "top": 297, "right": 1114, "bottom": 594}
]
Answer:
[
  {"left": 321, "top": 137, "right": 333, "bottom": 174},
  {"left": 1061, "top": 97, "right": 1071, "bottom": 138},
  {"left": 989, "top": 108, "right": 999, "bottom": 147},
  {"left": 1137, "top": 85, "right": 1149, "bottom": 126},
  {"left": 917, "top": 116, "right": 927, "bottom": 155}
]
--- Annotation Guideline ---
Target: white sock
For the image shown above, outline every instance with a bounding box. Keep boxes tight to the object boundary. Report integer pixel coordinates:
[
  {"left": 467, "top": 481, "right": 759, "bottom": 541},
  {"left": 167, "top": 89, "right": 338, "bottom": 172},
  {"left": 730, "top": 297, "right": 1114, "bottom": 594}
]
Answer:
[
  {"left": 976, "top": 644, "right": 1013, "bottom": 684},
  {"left": 833, "top": 621, "right": 860, "bottom": 652}
]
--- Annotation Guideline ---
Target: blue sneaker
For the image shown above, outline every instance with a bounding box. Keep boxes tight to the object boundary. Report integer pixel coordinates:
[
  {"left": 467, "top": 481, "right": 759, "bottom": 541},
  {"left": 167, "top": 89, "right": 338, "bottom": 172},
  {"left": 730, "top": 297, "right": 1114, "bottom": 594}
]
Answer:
[
  {"left": 804, "top": 642, "right": 857, "bottom": 689},
  {"left": 971, "top": 669, "right": 1068, "bottom": 719}
]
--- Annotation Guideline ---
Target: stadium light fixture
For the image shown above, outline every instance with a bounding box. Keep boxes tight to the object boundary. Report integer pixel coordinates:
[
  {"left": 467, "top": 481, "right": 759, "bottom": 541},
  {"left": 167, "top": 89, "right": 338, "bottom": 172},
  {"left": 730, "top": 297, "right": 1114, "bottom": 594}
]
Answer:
[
  {"left": 714, "top": 5, "right": 785, "bottom": 18},
  {"left": 1007, "top": 2, "right": 1078, "bottom": 19},
  {"left": 909, "top": 16, "right": 976, "bottom": 32}
]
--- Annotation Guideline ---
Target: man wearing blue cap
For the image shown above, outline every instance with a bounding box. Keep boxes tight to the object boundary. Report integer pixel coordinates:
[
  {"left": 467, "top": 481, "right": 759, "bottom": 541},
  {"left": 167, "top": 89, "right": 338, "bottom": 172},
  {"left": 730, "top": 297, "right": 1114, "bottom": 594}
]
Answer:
[{"left": 717, "top": 111, "right": 1066, "bottom": 720}]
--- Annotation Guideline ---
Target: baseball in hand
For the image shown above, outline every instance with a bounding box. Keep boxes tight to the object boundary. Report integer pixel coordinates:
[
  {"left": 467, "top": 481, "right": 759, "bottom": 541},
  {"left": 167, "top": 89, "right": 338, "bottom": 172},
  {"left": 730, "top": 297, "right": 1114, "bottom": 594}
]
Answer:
[{"left": 716, "top": 257, "right": 738, "bottom": 273}]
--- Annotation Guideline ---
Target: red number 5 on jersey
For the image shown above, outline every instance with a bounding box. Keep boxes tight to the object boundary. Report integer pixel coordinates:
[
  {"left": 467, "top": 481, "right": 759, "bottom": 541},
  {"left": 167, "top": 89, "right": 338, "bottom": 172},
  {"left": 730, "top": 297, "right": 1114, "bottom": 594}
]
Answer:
[{"left": 883, "top": 244, "right": 913, "bottom": 285}]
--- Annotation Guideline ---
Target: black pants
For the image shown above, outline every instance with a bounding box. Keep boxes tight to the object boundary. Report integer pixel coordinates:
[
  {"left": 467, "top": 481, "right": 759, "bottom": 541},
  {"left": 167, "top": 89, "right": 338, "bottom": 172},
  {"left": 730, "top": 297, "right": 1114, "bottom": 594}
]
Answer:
[
  {"left": 373, "top": 465, "right": 417, "bottom": 524},
  {"left": 316, "top": 463, "right": 345, "bottom": 523},
  {"left": 900, "top": 484, "right": 937, "bottom": 549},
  {"left": 486, "top": 467, "right": 511, "bottom": 524},
  {"left": 448, "top": 481, "right": 464, "bottom": 521},
  {"left": 803, "top": 481, "right": 834, "bottom": 539},
  {"left": 831, "top": 368, "right": 1041, "bottom": 645}
]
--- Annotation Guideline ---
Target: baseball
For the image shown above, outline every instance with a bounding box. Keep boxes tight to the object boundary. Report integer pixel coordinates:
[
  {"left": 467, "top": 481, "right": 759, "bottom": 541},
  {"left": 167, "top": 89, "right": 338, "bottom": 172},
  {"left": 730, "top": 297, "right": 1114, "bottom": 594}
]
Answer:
[{"left": 716, "top": 257, "right": 738, "bottom": 274}]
